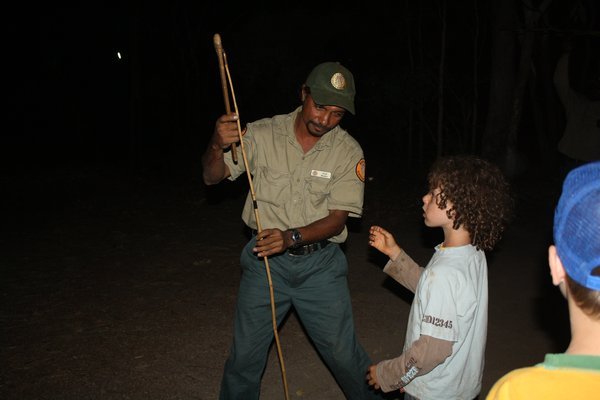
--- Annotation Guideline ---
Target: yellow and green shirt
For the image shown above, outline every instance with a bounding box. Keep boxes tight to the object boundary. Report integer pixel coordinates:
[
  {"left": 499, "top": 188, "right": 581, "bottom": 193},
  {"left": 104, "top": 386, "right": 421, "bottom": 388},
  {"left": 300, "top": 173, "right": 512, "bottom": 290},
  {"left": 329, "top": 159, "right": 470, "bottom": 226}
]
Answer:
[{"left": 486, "top": 353, "right": 600, "bottom": 400}]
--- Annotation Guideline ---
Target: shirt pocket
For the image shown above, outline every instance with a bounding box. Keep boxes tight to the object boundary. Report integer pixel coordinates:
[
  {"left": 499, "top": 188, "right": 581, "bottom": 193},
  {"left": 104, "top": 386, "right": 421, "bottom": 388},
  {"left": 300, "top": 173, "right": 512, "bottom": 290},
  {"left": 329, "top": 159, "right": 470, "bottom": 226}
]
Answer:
[
  {"left": 254, "top": 166, "right": 290, "bottom": 207},
  {"left": 304, "top": 175, "right": 331, "bottom": 211}
]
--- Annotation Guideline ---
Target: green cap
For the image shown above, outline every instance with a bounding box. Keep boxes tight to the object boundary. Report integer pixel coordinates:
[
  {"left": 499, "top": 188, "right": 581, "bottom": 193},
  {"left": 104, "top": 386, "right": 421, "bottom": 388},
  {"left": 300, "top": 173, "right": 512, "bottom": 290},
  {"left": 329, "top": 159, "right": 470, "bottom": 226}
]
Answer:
[{"left": 305, "top": 62, "right": 356, "bottom": 115}]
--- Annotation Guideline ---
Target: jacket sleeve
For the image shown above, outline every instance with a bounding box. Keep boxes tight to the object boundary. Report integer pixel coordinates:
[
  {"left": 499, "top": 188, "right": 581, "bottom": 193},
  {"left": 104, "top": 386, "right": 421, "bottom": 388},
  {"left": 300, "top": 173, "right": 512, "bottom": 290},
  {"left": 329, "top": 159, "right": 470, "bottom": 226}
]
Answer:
[{"left": 374, "top": 335, "right": 454, "bottom": 393}]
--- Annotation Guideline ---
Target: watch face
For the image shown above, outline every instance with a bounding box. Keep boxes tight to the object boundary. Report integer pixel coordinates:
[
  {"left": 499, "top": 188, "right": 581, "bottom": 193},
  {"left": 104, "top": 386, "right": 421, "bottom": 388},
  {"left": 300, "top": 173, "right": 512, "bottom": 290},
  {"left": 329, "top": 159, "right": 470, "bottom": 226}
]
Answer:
[{"left": 292, "top": 229, "right": 302, "bottom": 244}]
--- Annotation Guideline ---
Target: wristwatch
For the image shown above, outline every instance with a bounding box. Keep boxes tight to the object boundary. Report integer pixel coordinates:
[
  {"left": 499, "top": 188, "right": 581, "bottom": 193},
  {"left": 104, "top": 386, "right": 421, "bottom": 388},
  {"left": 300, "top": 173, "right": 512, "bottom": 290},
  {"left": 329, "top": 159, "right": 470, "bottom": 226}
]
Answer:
[{"left": 290, "top": 229, "right": 303, "bottom": 248}]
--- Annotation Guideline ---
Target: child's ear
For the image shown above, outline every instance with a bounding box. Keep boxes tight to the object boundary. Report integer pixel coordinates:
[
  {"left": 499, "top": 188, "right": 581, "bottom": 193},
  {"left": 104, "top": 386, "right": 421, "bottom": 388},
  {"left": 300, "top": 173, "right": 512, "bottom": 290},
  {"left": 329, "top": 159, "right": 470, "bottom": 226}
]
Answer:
[
  {"left": 448, "top": 208, "right": 457, "bottom": 220},
  {"left": 548, "top": 245, "right": 566, "bottom": 286}
]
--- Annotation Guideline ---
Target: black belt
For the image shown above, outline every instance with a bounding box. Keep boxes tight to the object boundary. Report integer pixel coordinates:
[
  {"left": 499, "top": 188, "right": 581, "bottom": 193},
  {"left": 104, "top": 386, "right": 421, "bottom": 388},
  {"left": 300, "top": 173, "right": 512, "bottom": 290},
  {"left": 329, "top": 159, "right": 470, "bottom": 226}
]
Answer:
[{"left": 288, "top": 240, "right": 330, "bottom": 256}]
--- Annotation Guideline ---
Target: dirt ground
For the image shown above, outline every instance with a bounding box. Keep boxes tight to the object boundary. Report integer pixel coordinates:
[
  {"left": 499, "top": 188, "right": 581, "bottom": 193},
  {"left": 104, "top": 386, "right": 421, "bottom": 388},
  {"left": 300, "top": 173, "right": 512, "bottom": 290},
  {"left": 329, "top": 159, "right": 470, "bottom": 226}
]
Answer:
[{"left": 1, "top": 163, "right": 570, "bottom": 399}]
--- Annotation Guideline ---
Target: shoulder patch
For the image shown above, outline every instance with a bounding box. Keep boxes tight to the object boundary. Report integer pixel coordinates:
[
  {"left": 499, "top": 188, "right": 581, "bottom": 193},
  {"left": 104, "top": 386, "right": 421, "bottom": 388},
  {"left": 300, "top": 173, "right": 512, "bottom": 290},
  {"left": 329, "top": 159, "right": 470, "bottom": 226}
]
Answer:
[{"left": 355, "top": 158, "right": 366, "bottom": 182}]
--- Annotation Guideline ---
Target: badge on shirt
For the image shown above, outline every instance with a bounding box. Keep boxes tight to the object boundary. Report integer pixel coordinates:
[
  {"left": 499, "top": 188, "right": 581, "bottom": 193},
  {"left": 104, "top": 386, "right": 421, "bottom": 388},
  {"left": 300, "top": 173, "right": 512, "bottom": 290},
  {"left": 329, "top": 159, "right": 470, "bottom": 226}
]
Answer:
[
  {"left": 355, "top": 158, "right": 366, "bottom": 182},
  {"left": 310, "top": 170, "right": 331, "bottom": 179}
]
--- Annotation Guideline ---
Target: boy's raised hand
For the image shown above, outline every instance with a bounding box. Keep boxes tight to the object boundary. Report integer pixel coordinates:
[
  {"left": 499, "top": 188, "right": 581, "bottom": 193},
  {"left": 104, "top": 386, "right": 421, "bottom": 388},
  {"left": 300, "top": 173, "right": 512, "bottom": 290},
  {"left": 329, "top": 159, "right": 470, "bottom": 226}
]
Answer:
[{"left": 369, "top": 225, "right": 402, "bottom": 260}]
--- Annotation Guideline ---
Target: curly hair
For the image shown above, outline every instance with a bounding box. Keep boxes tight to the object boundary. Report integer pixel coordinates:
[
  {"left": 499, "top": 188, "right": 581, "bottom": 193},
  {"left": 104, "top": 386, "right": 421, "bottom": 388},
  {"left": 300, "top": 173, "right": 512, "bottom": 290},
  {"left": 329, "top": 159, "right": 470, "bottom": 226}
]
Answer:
[{"left": 427, "top": 155, "right": 514, "bottom": 251}]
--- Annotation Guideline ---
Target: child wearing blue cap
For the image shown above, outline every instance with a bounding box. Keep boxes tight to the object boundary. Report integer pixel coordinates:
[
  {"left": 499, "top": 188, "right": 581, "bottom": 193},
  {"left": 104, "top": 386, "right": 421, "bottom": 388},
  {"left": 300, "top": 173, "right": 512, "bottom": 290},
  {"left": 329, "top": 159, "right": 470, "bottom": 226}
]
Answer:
[{"left": 486, "top": 161, "right": 600, "bottom": 399}]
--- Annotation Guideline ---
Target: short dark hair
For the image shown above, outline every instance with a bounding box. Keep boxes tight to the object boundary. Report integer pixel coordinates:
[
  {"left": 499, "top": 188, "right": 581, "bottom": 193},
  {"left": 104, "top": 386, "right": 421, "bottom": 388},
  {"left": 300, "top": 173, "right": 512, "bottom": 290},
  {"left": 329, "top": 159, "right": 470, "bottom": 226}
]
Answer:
[{"left": 566, "top": 266, "right": 600, "bottom": 320}]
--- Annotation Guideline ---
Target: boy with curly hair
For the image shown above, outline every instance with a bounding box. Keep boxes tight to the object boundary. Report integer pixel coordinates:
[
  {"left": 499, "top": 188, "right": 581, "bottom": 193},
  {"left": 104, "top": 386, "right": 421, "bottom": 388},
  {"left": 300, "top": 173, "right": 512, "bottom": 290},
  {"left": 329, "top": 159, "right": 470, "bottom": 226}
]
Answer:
[
  {"left": 486, "top": 161, "right": 600, "bottom": 399},
  {"left": 366, "top": 155, "right": 513, "bottom": 400}
]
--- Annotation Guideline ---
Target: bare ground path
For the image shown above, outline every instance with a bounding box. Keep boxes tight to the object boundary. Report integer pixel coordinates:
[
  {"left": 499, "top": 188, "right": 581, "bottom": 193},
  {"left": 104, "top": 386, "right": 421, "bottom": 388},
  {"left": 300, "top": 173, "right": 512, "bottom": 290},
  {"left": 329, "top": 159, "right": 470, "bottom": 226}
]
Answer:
[{"left": 1, "top": 166, "right": 568, "bottom": 399}]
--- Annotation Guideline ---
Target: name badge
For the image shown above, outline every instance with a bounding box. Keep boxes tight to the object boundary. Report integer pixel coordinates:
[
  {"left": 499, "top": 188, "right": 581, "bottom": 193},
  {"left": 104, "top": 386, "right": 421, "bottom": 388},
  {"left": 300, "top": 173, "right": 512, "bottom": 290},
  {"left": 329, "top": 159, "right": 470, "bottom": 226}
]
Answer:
[{"left": 310, "top": 170, "right": 332, "bottom": 179}]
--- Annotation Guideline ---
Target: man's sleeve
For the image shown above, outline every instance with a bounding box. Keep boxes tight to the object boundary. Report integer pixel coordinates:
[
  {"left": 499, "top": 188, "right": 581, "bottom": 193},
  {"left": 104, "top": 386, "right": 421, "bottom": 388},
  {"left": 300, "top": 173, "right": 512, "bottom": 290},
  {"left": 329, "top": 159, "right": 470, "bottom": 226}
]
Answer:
[
  {"left": 225, "top": 124, "right": 256, "bottom": 181},
  {"left": 375, "top": 335, "right": 453, "bottom": 393},
  {"left": 327, "top": 146, "right": 364, "bottom": 218}
]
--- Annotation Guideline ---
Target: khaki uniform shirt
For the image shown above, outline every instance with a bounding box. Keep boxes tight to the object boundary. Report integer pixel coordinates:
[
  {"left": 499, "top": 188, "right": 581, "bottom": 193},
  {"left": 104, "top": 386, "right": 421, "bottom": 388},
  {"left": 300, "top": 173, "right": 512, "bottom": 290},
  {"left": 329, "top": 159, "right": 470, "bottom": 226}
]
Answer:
[{"left": 224, "top": 107, "right": 365, "bottom": 243}]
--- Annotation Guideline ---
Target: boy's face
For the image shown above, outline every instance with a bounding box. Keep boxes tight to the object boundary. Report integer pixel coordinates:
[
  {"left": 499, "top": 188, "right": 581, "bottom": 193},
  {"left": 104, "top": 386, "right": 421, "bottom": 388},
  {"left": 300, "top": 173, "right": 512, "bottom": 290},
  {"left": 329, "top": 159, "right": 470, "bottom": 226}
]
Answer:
[{"left": 422, "top": 187, "right": 453, "bottom": 228}]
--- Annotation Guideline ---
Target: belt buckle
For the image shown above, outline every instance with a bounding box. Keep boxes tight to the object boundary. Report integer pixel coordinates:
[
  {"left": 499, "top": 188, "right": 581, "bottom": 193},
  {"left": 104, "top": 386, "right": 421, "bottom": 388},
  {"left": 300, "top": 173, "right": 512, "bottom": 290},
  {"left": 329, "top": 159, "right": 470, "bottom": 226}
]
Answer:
[
  {"left": 288, "top": 241, "right": 327, "bottom": 256},
  {"left": 288, "top": 244, "right": 310, "bottom": 256}
]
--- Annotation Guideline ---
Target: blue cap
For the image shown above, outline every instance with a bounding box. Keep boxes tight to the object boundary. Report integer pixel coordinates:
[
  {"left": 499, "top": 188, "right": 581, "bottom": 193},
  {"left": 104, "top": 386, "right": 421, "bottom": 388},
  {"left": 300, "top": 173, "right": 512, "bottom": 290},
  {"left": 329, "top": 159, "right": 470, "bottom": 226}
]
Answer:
[{"left": 553, "top": 161, "right": 600, "bottom": 290}]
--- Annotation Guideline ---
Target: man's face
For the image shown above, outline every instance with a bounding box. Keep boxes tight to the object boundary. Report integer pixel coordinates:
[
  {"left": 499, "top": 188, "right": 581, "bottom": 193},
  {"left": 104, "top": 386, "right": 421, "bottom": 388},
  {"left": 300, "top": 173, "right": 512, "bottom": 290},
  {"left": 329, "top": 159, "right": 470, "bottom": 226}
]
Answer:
[{"left": 299, "top": 92, "right": 346, "bottom": 138}]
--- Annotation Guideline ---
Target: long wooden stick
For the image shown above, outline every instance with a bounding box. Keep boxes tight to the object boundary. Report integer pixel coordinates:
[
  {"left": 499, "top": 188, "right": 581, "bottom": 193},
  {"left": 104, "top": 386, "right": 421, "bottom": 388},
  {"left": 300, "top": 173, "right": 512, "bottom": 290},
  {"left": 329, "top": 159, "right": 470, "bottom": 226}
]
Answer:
[
  {"left": 219, "top": 35, "right": 290, "bottom": 400},
  {"left": 213, "top": 34, "right": 237, "bottom": 164}
]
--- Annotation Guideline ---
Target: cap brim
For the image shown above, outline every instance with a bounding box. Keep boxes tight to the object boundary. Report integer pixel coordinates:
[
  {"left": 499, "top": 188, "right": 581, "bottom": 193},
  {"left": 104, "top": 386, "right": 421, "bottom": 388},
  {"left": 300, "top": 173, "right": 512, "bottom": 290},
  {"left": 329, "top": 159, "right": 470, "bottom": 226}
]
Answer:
[{"left": 311, "top": 88, "right": 355, "bottom": 115}]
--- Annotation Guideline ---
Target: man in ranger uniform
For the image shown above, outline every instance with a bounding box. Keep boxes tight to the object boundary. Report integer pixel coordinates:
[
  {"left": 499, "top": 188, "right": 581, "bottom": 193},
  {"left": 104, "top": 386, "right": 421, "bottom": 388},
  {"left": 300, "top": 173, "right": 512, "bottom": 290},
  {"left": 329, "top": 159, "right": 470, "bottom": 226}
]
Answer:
[{"left": 202, "top": 61, "right": 379, "bottom": 400}]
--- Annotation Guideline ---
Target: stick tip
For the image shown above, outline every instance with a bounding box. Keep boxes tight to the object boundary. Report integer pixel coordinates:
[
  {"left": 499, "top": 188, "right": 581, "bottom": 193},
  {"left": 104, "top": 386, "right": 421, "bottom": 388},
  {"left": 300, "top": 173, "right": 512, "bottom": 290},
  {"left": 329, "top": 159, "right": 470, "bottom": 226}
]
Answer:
[{"left": 213, "top": 33, "right": 222, "bottom": 49}]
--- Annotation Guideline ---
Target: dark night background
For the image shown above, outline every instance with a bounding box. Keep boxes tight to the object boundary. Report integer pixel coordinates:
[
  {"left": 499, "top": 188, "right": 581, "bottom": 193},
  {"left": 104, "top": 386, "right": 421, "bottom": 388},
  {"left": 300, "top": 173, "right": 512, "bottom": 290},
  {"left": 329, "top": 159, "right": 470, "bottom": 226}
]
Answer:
[
  {"left": 2, "top": 0, "right": 598, "bottom": 177},
  {"left": 2, "top": 1, "right": 599, "bottom": 399},
  {"left": 5, "top": 1, "right": 598, "bottom": 179}
]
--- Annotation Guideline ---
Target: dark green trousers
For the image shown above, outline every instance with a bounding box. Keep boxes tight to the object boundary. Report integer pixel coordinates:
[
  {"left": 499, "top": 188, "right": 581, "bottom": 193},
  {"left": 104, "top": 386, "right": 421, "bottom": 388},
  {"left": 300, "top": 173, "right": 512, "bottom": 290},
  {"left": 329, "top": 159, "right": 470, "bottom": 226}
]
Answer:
[{"left": 219, "top": 238, "right": 380, "bottom": 400}]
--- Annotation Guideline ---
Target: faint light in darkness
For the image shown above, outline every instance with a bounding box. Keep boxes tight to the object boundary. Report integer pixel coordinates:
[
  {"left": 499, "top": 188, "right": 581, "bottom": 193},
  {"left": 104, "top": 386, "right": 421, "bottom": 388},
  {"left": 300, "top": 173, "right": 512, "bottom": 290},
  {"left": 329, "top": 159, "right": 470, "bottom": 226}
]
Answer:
[{"left": 117, "top": 51, "right": 122, "bottom": 60}]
